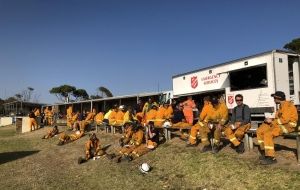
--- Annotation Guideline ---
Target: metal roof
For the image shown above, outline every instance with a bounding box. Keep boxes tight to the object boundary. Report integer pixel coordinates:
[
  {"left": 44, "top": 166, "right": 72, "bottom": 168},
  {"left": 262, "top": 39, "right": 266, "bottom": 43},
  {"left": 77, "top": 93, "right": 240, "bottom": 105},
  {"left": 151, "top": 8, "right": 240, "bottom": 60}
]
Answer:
[
  {"left": 2, "top": 101, "right": 46, "bottom": 106},
  {"left": 172, "top": 49, "right": 299, "bottom": 78}
]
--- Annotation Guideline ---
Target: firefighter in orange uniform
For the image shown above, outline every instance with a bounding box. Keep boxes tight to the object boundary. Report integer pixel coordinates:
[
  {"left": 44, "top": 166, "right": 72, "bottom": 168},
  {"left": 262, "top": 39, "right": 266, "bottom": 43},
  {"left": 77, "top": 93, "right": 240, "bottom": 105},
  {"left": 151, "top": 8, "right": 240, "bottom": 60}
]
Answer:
[
  {"left": 80, "top": 108, "right": 96, "bottom": 131},
  {"left": 42, "top": 126, "right": 59, "bottom": 139},
  {"left": 29, "top": 110, "right": 38, "bottom": 131},
  {"left": 114, "top": 105, "right": 126, "bottom": 126},
  {"left": 66, "top": 106, "right": 73, "bottom": 129},
  {"left": 58, "top": 130, "right": 85, "bottom": 145},
  {"left": 154, "top": 103, "right": 167, "bottom": 127},
  {"left": 94, "top": 111, "right": 104, "bottom": 125},
  {"left": 146, "top": 103, "right": 158, "bottom": 125},
  {"left": 108, "top": 105, "right": 118, "bottom": 125},
  {"left": 257, "top": 91, "right": 298, "bottom": 165},
  {"left": 199, "top": 96, "right": 228, "bottom": 153},
  {"left": 187, "top": 96, "right": 213, "bottom": 146},
  {"left": 182, "top": 96, "right": 196, "bottom": 125}
]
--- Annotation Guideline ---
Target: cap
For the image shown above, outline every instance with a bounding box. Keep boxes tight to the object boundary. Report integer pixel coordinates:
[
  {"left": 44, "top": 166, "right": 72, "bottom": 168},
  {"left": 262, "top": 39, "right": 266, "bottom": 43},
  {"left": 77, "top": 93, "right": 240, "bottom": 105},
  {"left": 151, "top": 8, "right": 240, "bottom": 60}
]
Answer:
[{"left": 271, "top": 91, "right": 286, "bottom": 100}]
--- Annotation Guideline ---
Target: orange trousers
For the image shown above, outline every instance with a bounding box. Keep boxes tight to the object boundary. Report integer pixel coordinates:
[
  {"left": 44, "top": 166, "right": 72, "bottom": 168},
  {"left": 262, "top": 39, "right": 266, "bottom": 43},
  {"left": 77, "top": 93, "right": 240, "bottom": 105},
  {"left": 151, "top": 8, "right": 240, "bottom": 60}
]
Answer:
[
  {"left": 257, "top": 123, "right": 294, "bottom": 157},
  {"left": 197, "top": 124, "right": 222, "bottom": 146},
  {"left": 29, "top": 118, "right": 38, "bottom": 131},
  {"left": 224, "top": 123, "right": 251, "bottom": 147}
]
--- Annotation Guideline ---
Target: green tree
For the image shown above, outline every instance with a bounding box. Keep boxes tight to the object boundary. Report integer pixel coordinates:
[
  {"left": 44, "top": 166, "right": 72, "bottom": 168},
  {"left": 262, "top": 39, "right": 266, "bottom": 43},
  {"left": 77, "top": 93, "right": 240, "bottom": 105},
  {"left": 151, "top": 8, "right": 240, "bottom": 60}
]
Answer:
[
  {"left": 283, "top": 38, "right": 300, "bottom": 53},
  {"left": 98, "top": 86, "right": 113, "bottom": 97},
  {"left": 90, "top": 95, "right": 103, "bottom": 99},
  {"left": 73, "top": 89, "right": 89, "bottom": 101},
  {"left": 15, "top": 93, "right": 22, "bottom": 101},
  {"left": 49, "top": 85, "right": 76, "bottom": 102}
]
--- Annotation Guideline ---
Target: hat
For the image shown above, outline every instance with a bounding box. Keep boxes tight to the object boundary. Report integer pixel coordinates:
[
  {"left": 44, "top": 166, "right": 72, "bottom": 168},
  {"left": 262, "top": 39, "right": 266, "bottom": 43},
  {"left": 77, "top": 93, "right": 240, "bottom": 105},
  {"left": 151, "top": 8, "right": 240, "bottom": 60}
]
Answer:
[
  {"left": 119, "top": 105, "right": 125, "bottom": 110},
  {"left": 139, "top": 163, "right": 151, "bottom": 173},
  {"left": 271, "top": 91, "right": 286, "bottom": 100}
]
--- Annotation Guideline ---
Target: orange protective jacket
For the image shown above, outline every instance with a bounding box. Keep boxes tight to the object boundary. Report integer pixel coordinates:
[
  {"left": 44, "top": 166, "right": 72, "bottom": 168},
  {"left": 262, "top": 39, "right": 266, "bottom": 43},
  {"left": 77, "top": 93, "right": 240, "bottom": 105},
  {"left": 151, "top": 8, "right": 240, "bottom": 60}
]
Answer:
[
  {"left": 274, "top": 101, "right": 298, "bottom": 127},
  {"left": 108, "top": 110, "right": 118, "bottom": 125},
  {"left": 165, "top": 106, "right": 173, "bottom": 119},
  {"left": 130, "top": 129, "right": 144, "bottom": 146},
  {"left": 154, "top": 107, "right": 167, "bottom": 127},
  {"left": 146, "top": 109, "right": 157, "bottom": 124},
  {"left": 115, "top": 111, "right": 125, "bottom": 126},
  {"left": 94, "top": 112, "right": 104, "bottom": 124}
]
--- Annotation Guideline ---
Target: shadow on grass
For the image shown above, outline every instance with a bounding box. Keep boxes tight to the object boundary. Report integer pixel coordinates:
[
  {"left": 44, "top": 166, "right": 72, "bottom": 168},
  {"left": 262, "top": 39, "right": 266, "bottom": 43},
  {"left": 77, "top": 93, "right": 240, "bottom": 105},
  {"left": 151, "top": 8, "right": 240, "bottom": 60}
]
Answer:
[{"left": 0, "top": 150, "right": 40, "bottom": 165}]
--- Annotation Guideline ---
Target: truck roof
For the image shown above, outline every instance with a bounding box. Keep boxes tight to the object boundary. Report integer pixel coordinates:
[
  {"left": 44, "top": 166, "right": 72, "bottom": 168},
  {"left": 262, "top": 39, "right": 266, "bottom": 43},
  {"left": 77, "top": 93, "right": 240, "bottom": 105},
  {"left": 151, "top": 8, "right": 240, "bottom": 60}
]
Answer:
[{"left": 172, "top": 49, "right": 299, "bottom": 78}]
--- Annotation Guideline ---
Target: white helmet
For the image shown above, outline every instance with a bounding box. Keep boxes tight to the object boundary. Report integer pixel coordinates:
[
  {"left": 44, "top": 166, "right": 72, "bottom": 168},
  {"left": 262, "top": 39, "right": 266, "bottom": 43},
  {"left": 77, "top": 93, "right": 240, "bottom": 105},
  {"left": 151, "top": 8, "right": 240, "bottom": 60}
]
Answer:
[
  {"left": 139, "top": 163, "right": 151, "bottom": 173},
  {"left": 119, "top": 105, "right": 125, "bottom": 110},
  {"left": 163, "top": 121, "right": 172, "bottom": 128}
]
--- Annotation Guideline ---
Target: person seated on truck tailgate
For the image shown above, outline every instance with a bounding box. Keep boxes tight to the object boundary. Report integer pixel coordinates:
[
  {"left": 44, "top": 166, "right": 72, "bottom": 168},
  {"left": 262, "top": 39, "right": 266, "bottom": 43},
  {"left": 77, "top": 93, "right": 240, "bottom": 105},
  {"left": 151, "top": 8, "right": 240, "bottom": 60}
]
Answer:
[
  {"left": 165, "top": 101, "right": 174, "bottom": 120},
  {"left": 182, "top": 96, "right": 196, "bottom": 125},
  {"left": 187, "top": 96, "right": 213, "bottom": 147},
  {"left": 199, "top": 96, "right": 228, "bottom": 153},
  {"left": 257, "top": 91, "right": 298, "bottom": 165},
  {"left": 224, "top": 94, "right": 251, "bottom": 154},
  {"left": 171, "top": 103, "right": 192, "bottom": 140}
]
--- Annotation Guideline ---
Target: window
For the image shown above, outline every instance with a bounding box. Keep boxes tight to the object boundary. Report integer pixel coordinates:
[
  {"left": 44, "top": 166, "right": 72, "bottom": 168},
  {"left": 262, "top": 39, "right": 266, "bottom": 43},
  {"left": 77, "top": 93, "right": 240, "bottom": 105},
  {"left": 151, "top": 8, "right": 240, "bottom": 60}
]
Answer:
[{"left": 230, "top": 64, "right": 267, "bottom": 91}]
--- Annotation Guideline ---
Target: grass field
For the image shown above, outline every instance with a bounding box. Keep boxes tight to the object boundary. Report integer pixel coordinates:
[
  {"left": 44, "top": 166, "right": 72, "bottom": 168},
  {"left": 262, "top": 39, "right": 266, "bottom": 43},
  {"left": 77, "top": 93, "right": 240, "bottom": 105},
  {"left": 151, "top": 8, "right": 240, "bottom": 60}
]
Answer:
[{"left": 0, "top": 125, "right": 300, "bottom": 190}]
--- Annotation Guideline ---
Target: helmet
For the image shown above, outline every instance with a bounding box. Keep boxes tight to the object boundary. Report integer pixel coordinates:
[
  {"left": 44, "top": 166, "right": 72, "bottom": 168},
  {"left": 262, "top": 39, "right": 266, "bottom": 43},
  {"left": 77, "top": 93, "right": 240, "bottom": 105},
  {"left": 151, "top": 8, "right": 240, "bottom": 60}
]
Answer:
[
  {"left": 119, "top": 105, "right": 125, "bottom": 110},
  {"left": 139, "top": 163, "right": 151, "bottom": 173},
  {"left": 163, "top": 121, "right": 172, "bottom": 128}
]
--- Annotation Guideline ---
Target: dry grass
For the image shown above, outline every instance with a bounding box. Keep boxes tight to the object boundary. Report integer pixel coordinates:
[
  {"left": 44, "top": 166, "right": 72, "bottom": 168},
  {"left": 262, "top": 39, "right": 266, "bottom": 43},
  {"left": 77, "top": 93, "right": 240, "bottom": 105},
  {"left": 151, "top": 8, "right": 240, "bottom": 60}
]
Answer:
[{"left": 0, "top": 125, "right": 300, "bottom": 190}]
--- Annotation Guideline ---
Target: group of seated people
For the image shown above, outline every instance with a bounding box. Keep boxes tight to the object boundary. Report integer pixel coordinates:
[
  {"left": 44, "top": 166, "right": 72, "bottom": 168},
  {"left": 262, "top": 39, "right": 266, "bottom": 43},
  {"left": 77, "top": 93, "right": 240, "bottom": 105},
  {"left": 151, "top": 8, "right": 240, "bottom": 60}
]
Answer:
[{"left": 40, "top": 90, "right": 299, "bottom": 165}]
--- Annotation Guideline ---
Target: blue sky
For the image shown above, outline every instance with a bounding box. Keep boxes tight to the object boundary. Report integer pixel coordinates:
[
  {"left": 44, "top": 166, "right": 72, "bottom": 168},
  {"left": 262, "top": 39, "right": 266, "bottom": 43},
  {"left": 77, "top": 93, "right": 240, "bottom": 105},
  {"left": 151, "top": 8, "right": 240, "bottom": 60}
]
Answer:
[{"left": 0, "top": 0, "right": 299, "bottom": 103}]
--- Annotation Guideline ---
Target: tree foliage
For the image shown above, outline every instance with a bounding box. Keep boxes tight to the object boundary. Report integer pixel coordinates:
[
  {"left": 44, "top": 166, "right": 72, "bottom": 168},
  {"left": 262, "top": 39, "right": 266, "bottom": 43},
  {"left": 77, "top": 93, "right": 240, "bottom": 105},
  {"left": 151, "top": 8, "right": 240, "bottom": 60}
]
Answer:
[
  {"left": 283, "top": 38, "right": 300, "bottom": 53},
  {"left": 90, "top": 95, "right": 103, "bottom": 99},
  {"left": 73, "top": 89, "right": 89, "bottom": 101},
  {"left": 98, "top": 86, "right": 113, "bottom": 97},
  {"left": 49, "top": 85, "right": 76, "bottom": 102}
]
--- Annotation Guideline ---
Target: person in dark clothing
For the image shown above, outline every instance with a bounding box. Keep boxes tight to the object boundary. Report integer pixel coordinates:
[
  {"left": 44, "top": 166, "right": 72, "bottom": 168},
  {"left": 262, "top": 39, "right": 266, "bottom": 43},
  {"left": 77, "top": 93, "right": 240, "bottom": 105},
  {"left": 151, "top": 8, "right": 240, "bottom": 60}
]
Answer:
[{"left": 224, "top": 94, "right": 251, "bottom": 153}]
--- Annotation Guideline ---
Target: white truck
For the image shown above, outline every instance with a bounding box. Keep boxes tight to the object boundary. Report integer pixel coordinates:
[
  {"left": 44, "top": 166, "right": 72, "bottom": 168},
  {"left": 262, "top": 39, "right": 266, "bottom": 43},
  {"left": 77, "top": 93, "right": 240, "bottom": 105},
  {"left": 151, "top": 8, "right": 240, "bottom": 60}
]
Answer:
[{"left": 172, "top": 49, "right": 300, "bottom": 122}]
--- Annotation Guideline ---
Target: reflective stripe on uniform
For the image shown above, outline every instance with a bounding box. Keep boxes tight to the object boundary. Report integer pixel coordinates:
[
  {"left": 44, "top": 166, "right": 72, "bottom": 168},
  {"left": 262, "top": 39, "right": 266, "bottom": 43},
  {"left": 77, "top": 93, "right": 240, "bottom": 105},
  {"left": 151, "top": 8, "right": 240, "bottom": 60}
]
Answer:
[
  {"left": 289, "top": 122, "right": 297, "bottom": 127},
  {"left": 229, "top": 137, "right": 237, "bottom": 142},
  {"left": 201, "top": 138, "right": 208, "bottom": 141},
  {"left": 264, "top": 146, "right": 274, "bottom": 150},
  {"left": 189, "top": 135, "right": 196, "bottom": 140},
  {"left": 198, "top": 121, "right": 204, "bottom": 127},
  {"left": 279, "top": 125, "right": 288, "bottom": 134},
  {"left": 257, "top": 140, "right": 264, "bottom": 144},
  {"left": 277, "top": 119, "right": 282, "bottom": 125}
]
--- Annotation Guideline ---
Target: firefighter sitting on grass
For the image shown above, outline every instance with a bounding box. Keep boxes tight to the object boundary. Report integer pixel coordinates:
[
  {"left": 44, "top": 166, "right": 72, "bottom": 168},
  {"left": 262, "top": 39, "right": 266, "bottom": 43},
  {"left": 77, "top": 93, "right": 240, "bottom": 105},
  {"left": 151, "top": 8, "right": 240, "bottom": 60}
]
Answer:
[
  {"left": 42, "top": 126, "right": 59, "bottom": 139},
  {"left": 57, "top": 130, "right": 85, "bottom": 146},
  {"left": 78, "top": 133, "right": 114, "bottom": 164}
]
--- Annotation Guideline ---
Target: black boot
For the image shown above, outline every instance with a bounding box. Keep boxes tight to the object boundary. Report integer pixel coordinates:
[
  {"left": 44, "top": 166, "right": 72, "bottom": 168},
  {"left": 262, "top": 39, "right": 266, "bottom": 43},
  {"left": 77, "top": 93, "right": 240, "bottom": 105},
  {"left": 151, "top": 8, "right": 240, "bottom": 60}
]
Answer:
[
  {"left": 201, "top": 145, "right": 212, "bottom": 153},
  {"left": 106, "top": 153, "right": 116, "bottom": 160},
  {"left": 258, "top": 147, "right": 265, "bottom": 160},
  {"left": 236, "top": 142, "right": 245, "bottom": 154},
  {"left": 212, "top": 144, "right": 220, "bottom": 154},
  {"left": 260, "top": 156, "right": 277, "bottom": 165}
]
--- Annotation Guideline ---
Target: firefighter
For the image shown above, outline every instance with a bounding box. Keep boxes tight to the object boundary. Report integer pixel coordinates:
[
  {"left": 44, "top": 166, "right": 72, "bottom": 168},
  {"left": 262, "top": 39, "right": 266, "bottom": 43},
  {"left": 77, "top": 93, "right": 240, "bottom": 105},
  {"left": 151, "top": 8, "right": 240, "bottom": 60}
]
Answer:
[
  {"left": 187, "top": 96, "right": 213, "bottom": 146},
  {"left": 29, "top": 110, "right": 38, "bottom": 131},
  {"left": 199, "top": 96, "right": 228, "bottom": 153},
  {"left": 108, "top": 105, "right": 118, "bottom": 125},
  {"left": 80, "top": 108, "right": 96, "bottom": 131},
  {"left": 119, "top": 122, "right": 134, "bottom": 147},
  {"left": 109, "top": 124, "right": 144, "bottom": 163},
  {"left": 123, "top": 106, "right": 135, "bottom": 124},
  {"left": 170, "top": 103, "right": 192, "bottom": 140},
  {"left": 94, "top": 111, "right": 104, "bottom": 125},
  {"left": 42, "top": 126, "right": 59, "bottom": 139},
  {"left": 182, "top": 96, "right": 196, "bottom": 125},
  {"left": 47, "top": 107, "right": 54, "bottom": 126},
  {"left": 114, "top": 105, "right": 126, "bottom": 126},
  {"left": 57, "top": 130, "right": 85, "bottom": 145},
  {"left": 257, "top": 91, "right": 298, "bottom": 165},
  {"left": 165, "top": 101, "right": 174, "bottom": 120},
  {"left": 66, "top": 105, "right": 73, "bottom": 129},
  {"left": 154, "top": 103, "right": 168, "bottom": 127},
  {"left": 146, "top": 103, "right": 159, "bottom": 125},
  {"left": 224, "top": 94, "right": 251, "bottom": 153}
]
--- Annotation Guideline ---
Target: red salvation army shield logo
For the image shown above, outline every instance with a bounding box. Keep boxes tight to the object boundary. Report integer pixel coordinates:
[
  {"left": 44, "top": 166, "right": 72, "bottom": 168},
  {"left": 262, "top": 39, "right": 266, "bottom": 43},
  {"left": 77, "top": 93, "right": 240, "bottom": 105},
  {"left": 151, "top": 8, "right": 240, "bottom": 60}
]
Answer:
[
  {"left": 191, "top": 76, "right": 198, "bottom": 89},
  {"left": 228, "top": 95, "right": 234, "bottom": 104}
]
